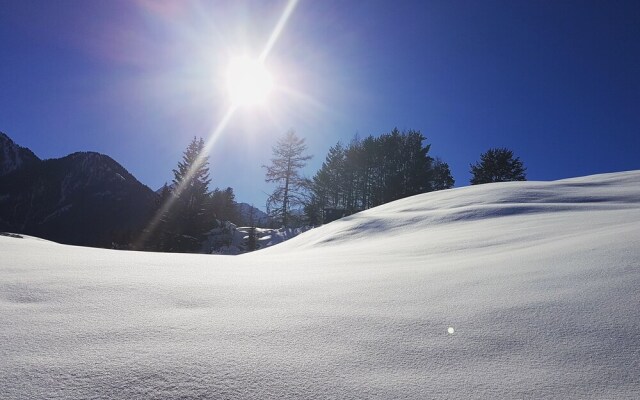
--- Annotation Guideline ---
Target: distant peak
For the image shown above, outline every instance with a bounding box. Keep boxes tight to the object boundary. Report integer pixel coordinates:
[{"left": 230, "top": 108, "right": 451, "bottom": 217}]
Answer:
[
  {"left": 0, "top": 131, "right": 14, "bottom": 143},
  {"left": 64, "top": 152, "right": 122, "bottom": 170},
  {"left": 0, "top": 131, "right": 40, "bottom": 176},
  {"left": 68, "top": 151, "right": 107, "bottom": 158}
]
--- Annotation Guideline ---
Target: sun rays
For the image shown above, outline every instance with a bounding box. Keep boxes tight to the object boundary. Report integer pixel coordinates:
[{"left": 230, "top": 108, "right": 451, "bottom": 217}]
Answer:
[
  {"left": 226, "top": 56, "right": 274, "bottom": 107},
  {"left": 136, "top": 0, "right": 299, "bottom": 248}
]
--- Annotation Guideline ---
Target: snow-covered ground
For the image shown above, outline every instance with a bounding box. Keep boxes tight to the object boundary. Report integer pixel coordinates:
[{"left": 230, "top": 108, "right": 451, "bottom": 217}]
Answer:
[{"left": 1, "top": 171, "right": 639, "bottom": 399}]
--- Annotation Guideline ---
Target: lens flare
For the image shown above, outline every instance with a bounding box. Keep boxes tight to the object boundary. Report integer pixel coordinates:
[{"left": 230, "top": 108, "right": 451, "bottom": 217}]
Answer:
[
  {"left": 134, "top": 0, "right": 299, "bottom": 248},
  {"left": 226, "top": 56, "right": 273, "bottom": 106}
]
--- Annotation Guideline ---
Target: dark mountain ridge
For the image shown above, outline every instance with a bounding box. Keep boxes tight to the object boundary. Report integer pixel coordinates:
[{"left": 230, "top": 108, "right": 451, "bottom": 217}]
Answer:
[
  {"left": 0, "top": 132, "right": 40, "bottom": 176},
  {"left": 0, "top": 132, "right": 157, "bottom": 248}
]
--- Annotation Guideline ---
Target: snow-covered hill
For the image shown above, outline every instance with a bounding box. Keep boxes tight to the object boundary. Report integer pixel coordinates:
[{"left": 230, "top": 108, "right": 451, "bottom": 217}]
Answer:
[{"left": 1, "top": 171, "right": 639, "bottom": 399}]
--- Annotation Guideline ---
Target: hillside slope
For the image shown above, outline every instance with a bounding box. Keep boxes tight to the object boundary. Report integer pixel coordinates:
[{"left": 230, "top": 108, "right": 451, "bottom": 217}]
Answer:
[
  {"left": 0, "top": 132, "right": 158, "bottom": 247},
  {"left": 0, "top": 132, "right": 40, "bottom": 176},
  {"left": 1, "top": 171, "right": 639, "bottom": 399},
  {"left": 260, "top": 170, "right": 640, "bottom": 254}
]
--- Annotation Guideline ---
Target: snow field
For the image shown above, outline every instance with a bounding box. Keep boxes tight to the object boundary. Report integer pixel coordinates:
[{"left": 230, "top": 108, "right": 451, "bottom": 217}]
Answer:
[{"left": 1, "top": 171, "right": 639, "bottom": 399}]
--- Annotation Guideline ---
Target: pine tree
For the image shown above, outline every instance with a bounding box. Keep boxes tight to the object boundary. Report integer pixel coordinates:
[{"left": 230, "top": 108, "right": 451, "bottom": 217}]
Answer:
[
  {"left": 169, "top": 137, "right": 213, "bottom": 252},
  {"left": 211, "top": 186, "right": 241, "bottom": 224},
  {"left": 263, "top": 131, "right": 312, "bottom": 227},
  {"left": 430, "top": 157, "right": 455, "bottom": 190},
  {"left": 308, "top": 142, "right": 346, "bottom": 222},
  {"left": 470, "top": 147, "right": 526, "bottom": 185}
]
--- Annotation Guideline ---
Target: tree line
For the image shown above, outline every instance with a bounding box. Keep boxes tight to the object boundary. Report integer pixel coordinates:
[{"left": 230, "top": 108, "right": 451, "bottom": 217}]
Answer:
[
  {"left": 264, "top": 128, "right": 525, "bottom": 226},
  {"left": 304, "top": 129, "right": 454, "bottom": 224}
]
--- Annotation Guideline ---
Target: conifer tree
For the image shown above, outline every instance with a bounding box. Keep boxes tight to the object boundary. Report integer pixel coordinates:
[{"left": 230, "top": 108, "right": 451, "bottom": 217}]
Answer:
[
  {"left": 470, "top": 147, "right": 526, "bottom": 185},
  {"left": 148, "top": 182, "right": 174, "bottom": 251},
  {"left": 263, "top": 130, "right": 312, "bottom": 227},
  {"left": 169, "top": 137, "right": 213, "bottom": 252},
  {"left": 430, "top": 157, "right": 455, "bottom": 190},
  {"left": 211, "top": 186, "right": 240, "bottom": 224}
]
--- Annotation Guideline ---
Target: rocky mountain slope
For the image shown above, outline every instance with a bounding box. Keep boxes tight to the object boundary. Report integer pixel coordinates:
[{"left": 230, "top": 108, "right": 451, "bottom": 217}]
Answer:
[
  {"left": 0, "top": 132, "right": 39, "bottom": 176},
  {"left": 0, "top": 133, "right": 157, "bottom": 247}
]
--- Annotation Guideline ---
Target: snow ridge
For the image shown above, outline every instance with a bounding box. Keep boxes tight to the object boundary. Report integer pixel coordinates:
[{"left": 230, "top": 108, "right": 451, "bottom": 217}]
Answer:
[{"left": 262, "top": 170, "right": 640, "bottom": 252}]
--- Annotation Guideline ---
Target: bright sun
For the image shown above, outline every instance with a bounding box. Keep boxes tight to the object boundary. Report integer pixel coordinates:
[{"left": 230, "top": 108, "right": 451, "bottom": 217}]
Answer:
[{"left": 226, "top": 56, "right": 274, "bottom": 106}]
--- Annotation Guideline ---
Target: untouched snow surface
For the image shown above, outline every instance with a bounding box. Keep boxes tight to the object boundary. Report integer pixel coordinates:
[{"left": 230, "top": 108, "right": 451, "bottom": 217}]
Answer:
[{"left": 1, "top": 171, "right": 639, "bottom": 399}]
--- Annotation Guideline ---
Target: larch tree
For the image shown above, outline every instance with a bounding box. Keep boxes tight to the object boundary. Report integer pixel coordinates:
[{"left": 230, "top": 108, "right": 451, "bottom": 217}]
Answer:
[{"left": 263, "top": 130, "right": 312, "bottom": 227}]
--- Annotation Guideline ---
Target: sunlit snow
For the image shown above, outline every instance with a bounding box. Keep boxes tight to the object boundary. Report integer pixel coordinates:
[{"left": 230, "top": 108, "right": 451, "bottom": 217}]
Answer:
[{"left": 1, "top": 171, "right": 639, "bottom": 399}]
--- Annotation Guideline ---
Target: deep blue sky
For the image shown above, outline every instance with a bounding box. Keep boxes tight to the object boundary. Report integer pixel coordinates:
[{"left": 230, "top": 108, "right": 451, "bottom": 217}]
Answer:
[{"left": 1, "top": 0, "right": 638, "bottom": 210}]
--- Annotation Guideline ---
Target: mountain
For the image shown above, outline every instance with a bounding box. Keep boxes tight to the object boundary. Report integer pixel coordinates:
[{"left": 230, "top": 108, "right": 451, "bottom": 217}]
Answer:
[
  {"left": 0, "top": 132, "right": 40, "bottom": 176},
  {"left": 1, "top": 170, "right": 638, "bottom": 398},
  {"left": 236, "top": 202, "right": 270, "bottom": 226},
  {"left": 0, "top": 134, "right": 157, "bottom": 248}
]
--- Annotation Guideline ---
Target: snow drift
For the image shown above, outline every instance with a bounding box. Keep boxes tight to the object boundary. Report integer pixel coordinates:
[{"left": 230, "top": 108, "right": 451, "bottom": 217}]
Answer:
[{"left": 1, "top": 171, "right": 639, "bottom": 399}]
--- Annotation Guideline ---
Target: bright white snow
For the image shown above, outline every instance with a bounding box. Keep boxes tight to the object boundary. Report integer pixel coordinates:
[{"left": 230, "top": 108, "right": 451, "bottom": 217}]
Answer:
[{"left": 1, "top": 171, "right": 639, "bottom": 399}]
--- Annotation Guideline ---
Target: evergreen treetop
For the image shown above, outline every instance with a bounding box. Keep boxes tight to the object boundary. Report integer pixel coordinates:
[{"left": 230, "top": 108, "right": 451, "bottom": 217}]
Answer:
[{"left": 470, "top": 147, "right": 526, "bottom": 185}]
